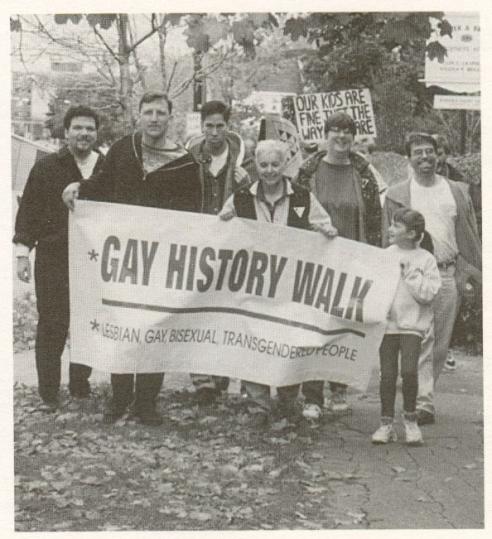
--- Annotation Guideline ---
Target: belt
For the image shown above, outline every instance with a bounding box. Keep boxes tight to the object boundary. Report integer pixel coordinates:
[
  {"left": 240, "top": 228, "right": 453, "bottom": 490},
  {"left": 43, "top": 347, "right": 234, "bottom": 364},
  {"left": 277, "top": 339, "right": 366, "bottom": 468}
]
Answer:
[{"left": 437, "top": 260, "right": 456, "bottom": 270}]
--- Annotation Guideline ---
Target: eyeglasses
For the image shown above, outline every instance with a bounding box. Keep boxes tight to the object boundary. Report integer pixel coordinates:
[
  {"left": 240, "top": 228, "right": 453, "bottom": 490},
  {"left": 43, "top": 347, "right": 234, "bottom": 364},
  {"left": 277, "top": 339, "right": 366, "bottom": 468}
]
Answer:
[{"left": 328, "top": 127, "right": 353, "bottom": 135}]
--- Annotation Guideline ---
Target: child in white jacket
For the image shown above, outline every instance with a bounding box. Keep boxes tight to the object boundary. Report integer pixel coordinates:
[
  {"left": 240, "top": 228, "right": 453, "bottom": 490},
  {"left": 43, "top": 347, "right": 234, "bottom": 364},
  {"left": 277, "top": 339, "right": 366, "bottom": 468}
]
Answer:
[{"left": 372, "top": 207, "right": 441, "bottom": 446}]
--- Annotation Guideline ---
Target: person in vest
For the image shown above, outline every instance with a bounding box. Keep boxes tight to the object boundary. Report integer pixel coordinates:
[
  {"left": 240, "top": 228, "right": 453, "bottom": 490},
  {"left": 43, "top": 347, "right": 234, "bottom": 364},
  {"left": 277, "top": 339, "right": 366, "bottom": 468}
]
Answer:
[
  {"left": 186, "top": 100, "right": 250, "bottom": 404},
  {"left": 14, "top": 106, "right": 105, "bottom": 411},
  {"left": 219, "top": 139, "right": 338, "bottom": 427},
  {"left": 296, "top": 112, "right": 382, "bottom": 416}
]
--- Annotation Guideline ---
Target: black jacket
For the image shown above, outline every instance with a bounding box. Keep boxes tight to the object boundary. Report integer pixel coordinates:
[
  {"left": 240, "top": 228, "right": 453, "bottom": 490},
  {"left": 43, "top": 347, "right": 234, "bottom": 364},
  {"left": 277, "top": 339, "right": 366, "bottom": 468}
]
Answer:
[
  {"left": 78, "top": 132, "right": 202, "bottom": 212},
  {"left": 14, "top": 146, "right": 105, "bottom": 250}
]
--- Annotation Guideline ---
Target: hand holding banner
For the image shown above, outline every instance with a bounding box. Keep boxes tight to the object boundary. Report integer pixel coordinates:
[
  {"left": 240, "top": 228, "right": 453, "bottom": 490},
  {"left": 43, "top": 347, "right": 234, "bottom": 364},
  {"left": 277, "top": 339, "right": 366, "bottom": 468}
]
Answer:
[{"left": 69, "top": 201, "right": 399, "bottom": 390}]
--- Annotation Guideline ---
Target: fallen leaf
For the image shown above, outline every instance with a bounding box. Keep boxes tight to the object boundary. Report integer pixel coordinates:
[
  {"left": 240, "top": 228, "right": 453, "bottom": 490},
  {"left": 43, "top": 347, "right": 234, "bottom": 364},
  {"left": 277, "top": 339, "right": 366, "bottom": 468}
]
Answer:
[
  {"left": 52, "top": 521, "right": 74, "bottom": 530},
  {"left": 190, "top": 511, "right": 212, "bottom": 522}
]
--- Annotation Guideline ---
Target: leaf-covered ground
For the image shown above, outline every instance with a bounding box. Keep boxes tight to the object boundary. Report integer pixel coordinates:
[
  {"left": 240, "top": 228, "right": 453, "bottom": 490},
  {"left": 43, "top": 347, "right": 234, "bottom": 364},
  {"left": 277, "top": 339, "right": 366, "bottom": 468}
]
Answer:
[{"left": 15, "top": 384, "right": 373, "bottom": 531}]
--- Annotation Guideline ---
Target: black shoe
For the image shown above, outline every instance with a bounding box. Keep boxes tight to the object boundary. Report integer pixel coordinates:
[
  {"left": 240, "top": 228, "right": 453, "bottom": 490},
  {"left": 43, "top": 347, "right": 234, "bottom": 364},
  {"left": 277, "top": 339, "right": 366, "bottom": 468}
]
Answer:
[
  {"left": 215, "top": 377, "right": 230, "bottom": 393},
  {"left": 136, "top": 408, "right": 163, "bottom": 426},
  {"left": 103, "top": 405, "right": 127, "bottom": 424},
  {"left": 70, "top": 389, "right": 91, "bottom": 399},
  {"left": 194, "top": 387, "right": 220, "bottom": 406},
  {"left": 416, "top": 409, "right": 435, "bottom": 426},
  {"left": 39, "top": 398, "right": 59, "bottom": 413}
]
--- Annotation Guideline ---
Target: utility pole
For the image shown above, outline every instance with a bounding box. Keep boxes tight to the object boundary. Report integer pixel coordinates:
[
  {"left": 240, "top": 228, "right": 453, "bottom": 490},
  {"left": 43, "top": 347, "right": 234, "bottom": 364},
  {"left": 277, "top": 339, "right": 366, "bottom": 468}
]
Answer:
[{"left": 193, "top": 52, "right": 206, "bottom": 112}]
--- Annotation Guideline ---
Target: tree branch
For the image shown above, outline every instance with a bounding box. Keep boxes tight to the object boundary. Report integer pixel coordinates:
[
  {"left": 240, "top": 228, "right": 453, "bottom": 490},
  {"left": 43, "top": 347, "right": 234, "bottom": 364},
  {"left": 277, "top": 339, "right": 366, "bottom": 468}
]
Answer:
[
  {"left": 170, "top": 51, "right": 232, "bottom": 98},
  {"left": 128, "top": 15, "right": 147, "bottom": 90},
  {"left": 92, "top": 23, "right": 121, "bottom": 64},
  {"left": 166, "top": 61, "right": 178, "bottom": 93},
  {"left": 127, "top": 13, "right": 158, "bottom": 53}
]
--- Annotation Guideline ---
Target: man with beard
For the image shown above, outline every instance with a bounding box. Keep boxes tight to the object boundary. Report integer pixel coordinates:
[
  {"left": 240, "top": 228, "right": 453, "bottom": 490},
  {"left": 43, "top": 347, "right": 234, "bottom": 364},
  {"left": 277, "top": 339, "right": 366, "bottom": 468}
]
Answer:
[
  {"left": 383, "top": 132, "right": 481, "bottom": 426},
  {"left": 14, "top": 106, "right": 105, "bottom": 411},
  {"left": 62, "top": 92, "right": 201, "bottom": 425}
]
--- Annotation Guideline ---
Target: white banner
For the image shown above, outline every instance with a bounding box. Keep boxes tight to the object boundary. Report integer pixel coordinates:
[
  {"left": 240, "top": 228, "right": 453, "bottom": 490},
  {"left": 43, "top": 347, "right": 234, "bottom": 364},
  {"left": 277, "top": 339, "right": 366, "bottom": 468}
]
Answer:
[
  {"left": 292, "top": 89, "right": 376, "bottom": 143},
  {"left": 69, "top": 201, "right": 400, "bottom": 390}
]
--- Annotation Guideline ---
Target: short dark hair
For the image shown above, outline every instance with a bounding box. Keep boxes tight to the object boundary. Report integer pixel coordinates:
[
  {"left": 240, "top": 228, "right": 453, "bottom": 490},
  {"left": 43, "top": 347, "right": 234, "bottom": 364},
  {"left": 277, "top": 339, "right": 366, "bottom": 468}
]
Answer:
[
  {"left": 432, "top": 134, "right": 450, "bottom": 154},
  {"left": 404, "top": 132, "right": 438, "bottom": 157},
  {"left": 392, "top": 207, "right": 426, "bottom": 242},
  {"left": 200, "top": 100, "right": 230, "bottom": 123},
  {"left": 139, "top": 92, "right": 173, "bottom": 113},
  {"left": 63, "top": 106, "right": 99, "bottom": 130},
  {"left": 324, "top": 111, "right": 356, "bottom": 137}
]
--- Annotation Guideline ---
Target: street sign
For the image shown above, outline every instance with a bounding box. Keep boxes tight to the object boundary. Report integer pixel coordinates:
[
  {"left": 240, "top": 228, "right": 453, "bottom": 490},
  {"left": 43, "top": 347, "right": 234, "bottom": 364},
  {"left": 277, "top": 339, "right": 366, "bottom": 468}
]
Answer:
[{"left": 434, "top": 95, "right": 480, "bottom": 110}]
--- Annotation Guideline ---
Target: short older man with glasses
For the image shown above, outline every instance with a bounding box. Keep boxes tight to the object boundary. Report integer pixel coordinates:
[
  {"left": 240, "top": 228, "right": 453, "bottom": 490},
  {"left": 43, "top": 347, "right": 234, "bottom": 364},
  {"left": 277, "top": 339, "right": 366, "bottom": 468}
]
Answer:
[{"left": 296, "top": 111, "right": 382, "bottom": 421}]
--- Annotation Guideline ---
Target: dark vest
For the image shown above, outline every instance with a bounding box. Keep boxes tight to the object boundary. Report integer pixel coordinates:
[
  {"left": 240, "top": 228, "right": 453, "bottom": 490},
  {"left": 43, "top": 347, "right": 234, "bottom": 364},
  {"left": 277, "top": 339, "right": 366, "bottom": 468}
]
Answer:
[{"left": 233, "top": 182, "right": 311, "bottom": 230}]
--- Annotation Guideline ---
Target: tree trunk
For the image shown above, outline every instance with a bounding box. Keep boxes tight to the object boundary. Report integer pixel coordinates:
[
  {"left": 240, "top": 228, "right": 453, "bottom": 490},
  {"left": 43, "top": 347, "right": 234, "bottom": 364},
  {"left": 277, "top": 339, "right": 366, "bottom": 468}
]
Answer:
[
  {"left": 129, "top": 15, "right": 147, "bottom": 92},
  {"left": 117, "top": 14, "right": 134, "bottom": 133},
  {"left": 158, "top": 15, "right": 167, "bottom": 90}
]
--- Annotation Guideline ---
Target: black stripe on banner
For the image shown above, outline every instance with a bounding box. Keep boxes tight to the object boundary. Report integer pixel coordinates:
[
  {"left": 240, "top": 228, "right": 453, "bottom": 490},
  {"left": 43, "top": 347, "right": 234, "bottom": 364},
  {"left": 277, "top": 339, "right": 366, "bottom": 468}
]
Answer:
[{"left": 101, "top": 298, "right": 366, "bottom": 339}]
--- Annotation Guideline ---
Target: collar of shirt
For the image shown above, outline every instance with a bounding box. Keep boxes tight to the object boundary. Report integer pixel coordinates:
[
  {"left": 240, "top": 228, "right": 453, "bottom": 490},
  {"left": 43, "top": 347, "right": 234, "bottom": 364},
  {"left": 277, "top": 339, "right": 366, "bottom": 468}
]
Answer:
[
  {"left": 249, "top": 177, "right": 293, "bottom": 200},
  {"left": 249, "top": 178, "right": 293, "bottom": 221}
]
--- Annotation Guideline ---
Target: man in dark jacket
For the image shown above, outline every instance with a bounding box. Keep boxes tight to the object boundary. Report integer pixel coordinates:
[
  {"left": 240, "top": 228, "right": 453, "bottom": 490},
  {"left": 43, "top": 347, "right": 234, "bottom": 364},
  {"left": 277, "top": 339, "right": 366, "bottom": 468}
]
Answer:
[
  {"left": 186, "top": 100, "right": 249, "bottom": 404},
  {"left": 14, "top": 106, "right": 105, "bottom": 411},
  {"left": 63, "top": 92, "right": 202, "bottom": 425}
]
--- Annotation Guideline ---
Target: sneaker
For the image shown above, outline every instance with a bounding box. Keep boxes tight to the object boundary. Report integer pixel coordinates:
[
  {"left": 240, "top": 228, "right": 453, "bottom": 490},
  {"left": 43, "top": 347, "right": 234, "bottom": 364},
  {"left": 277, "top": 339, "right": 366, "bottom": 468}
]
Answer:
[
  {"left": 371, "top": 421, "right": 397, "bottom": 444},
  {"left": 444, "top": 357, "right": 457, "bottom": 372},
  {"left": 416, "top": 409, "right": 435, "bottom": 426},
  {"left": 38, "top": 398, "right": 59, "bottom": 413},
  {"left": 302, "top": 403, "right": 322, "bottom": 421},
  {"left": 136, "top": 408, "right": 163, "bottom": 426},
  {"left": 325, "top": 393, "right": 351, "bottom": 414},
  {"left": 404, "top": 416, "right": 424, "bottom": 446}
]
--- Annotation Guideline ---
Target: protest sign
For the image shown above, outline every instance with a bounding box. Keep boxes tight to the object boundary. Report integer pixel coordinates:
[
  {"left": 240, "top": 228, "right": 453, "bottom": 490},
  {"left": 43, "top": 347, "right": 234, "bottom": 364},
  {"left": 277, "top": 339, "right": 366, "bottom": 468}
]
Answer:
[
  {"left": 69, "top": 201, "right": 399, "bottom": 390},
  {"left": 258, "top": 115, "right": 302, "bottom": 178},
  {"left": 290, "top": 89, "right": 376, "bottom": 143}
]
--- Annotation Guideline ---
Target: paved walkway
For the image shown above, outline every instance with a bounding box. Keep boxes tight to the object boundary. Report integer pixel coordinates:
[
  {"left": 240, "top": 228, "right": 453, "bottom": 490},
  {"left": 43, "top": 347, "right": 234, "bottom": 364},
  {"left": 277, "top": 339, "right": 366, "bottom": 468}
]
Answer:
[{"left": 13, "top": 347, "right": 483, "bottom": 528}]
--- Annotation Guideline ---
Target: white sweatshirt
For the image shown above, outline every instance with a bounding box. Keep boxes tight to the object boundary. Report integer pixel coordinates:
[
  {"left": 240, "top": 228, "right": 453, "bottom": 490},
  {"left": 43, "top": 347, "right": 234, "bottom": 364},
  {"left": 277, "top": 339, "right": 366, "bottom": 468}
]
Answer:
[{"left": 385, "top": 245, "right": 441, "bottom": 337}]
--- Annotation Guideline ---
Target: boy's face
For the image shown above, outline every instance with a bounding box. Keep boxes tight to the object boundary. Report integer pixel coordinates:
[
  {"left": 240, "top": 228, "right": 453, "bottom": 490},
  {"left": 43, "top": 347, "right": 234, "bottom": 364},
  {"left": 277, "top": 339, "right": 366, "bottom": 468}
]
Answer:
[
  {"left": 388, "top": 220, "right": 415, "bottom": 246},
  {"left": 256, "top": 149, "right": 284, "bottom": 189},
  {"left": 202, "top": 113, "right": 227, "bottom": 150}
]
